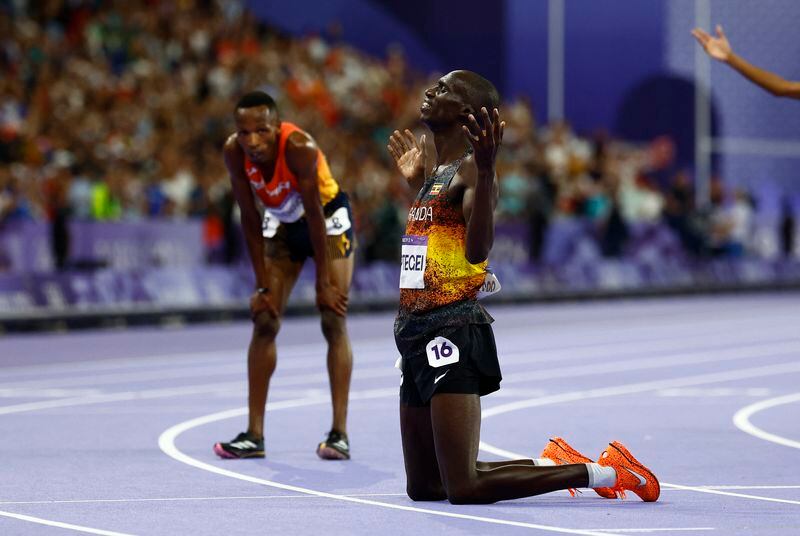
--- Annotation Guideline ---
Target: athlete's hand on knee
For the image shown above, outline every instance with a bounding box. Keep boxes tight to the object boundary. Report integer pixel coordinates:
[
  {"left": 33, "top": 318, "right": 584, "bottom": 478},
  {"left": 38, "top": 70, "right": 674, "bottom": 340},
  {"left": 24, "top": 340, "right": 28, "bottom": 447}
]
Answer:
[
  {"left": 316, "top": 281, "right": 348, "bottom": 316},
  {"left": 250, "top": 291, "right": 278, "bottom": 320},
  {"left": 387, "top": 129, "right": 427, "bottom": 183},
  {"left": 462, "top": 107, "right": 505, "bottom": 174}
]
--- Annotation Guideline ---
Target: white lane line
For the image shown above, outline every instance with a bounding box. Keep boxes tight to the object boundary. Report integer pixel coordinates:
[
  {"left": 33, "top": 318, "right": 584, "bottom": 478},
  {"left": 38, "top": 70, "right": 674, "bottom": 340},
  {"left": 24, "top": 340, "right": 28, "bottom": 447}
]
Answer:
[
  {"left": 495, "top": 326, "right": 800, "bottom": 369},
  {"left": 668, "top": 485, "right": 800, "bottom": 490},
  {"left": 482, "top": 361, "right": 800, "bottom": 418},
  {"left": 3, "top": 325, "right": 784, "bottom": 389},
  {"left": 0, "top": 366, "right": 404, "bottom": 416},
  {"left": 0, "top": 381, "right": 244, "bottom": 416},
  {"left": 479, "top": 362, "right": 800, "bottom": 507},
  {"left": 4, "top": 300, "right": 796, "bottom": 379},
  {"left": 0, "top": 388, "right": 104, "bottom": 398},
  {"left": 159, "top": 396, "right": 617, "bottom": 536},
  {"left": 0, "top": 493, "right": 410, "bottom": 505},
  {"left": 25, "top": 330, "right": 788, "bottom": 394},
  {"left": 478, "top": 446, "right": 800, "bottom": 507},
  {"left": 4, "top": 486, "right": 797, "bottom": 506},
  {"left": 0, "top": 510, "right": 134, "bottom": 536},
  {"left": 656, "top": 387, "right": 772, "bottom": 398},
  {"left": 3, "top": 331, "right": 785, "bottom": 391},
  {"left": 6, "top": 347, "right": 797, "bottom": 533},
  {"left": 580, "top": 527, "right": 717, "bottom": 533},
  {"left": 502, "top": 341, "right": 800, "bottom": 384},
  {"left": 0, "top": 348, "right": 291, "bottom": 377},
  {"left": 733, "top": 392, "right": 800, "bottom": 450},
  {"left": 0, "top": 337, "right": 393, "bottom": 379},
  {"left": 157, "top": 360, "right": 800, "bottom": 534},
  {"left": 0, "top": 390, "right": 396, "bottom": 536},
  {"left": 0, "top": 343, "right": 386, "bottom": 386},
  {"left": 658, "top": 483, "right": 800, "bottom": 506},
  {"left": 584, "top": 530, "right": 714, "bottom": 533},
  {"left": 6, "top": 337, "right": 799, "bottom": 417},
  {"left": 0, "top": 334, "right": 419, "bottom": 389}
]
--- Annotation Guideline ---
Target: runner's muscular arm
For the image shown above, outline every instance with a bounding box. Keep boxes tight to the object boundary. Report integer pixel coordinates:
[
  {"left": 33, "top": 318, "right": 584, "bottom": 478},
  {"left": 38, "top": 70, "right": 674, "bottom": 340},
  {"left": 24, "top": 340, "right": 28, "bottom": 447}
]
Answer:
[
  {"left": 224, "top": 135, "right": 269, "bottom": 287},
  {"left": 693, "top": 25, "right": 800, "bottom": 99},
  {"left": 461, "top": 108, "right": 504, "bottom": 264},
  {"left": 726, "top": 54, "right": 800, "bottom": 99},
  {"left": 285, "top": 132, "right": 348, "bottom": 316},
  {"left": 458, "top": 156, "right": 499, "bottom": 265},
  {"left": 728, "top": 53, "right": 800, "bottom": 99},
  {"left": 223, "top": 135, "right": 277, "bottom": 318}
]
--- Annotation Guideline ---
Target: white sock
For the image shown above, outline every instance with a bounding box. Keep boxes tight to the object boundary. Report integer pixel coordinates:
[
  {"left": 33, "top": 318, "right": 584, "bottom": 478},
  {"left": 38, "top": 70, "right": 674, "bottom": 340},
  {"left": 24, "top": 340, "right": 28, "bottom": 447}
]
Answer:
[
  {"left": 585, "top": 463, "right": 616, "bottom": 488},
  {"left": 531, "top": 458, "right": 556, "bottom": 466}
]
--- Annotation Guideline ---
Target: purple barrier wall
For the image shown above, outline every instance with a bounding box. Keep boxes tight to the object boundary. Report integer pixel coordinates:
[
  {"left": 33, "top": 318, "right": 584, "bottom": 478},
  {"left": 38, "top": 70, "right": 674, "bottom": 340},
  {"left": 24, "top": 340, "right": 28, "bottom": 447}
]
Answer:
[
  {"left": 0, "top": 221, "right": 206, "bottom": 273},
  {"left": 2, "top": 221, "right": 799, "bottom": 315}
]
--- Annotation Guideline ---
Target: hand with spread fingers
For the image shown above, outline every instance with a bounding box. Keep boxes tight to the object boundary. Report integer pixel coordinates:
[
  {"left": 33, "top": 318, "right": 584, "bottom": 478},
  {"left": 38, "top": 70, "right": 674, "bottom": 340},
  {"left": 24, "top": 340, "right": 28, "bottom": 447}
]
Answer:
[
  {"left": 387, "top": 129, "right": 427, "bottom": 184},
  {"left": 316, "top": 280, "right": 349, "bottom": 317},
  {"left": 692, "top": 25, "right": 732, "bottom": 63},
  {"left": 462, "top": 107, "right": 505, "bottom": 177},
  {"left": 691, "top": 25, "right": 800, "bottom": 100},
  {"left": 250, "top": 290, "right": 278, "bottom": 320}
]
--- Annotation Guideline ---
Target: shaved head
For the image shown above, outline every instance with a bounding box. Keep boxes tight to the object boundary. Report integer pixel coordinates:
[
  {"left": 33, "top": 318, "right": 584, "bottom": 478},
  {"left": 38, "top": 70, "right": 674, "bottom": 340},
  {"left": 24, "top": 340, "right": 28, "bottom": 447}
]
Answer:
[
  {"left": 451, "top": 70, "right": 501, "bottom": 117},
  {"left": 419, "top": 70, "right": 501, "bottom": 131}
]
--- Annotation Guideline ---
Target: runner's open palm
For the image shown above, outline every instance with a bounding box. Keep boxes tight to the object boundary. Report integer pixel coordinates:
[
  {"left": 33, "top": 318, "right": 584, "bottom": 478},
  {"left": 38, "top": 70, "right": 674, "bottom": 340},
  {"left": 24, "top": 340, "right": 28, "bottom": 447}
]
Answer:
[
  {"left": 692, "top": 25, "right": 732, "bottom": 62},
  {"left": 388, "top": 129, "right": 427, "bottom": 182},
  {"left": 463, "top": 107, "right": 505, "bottom": 175}
]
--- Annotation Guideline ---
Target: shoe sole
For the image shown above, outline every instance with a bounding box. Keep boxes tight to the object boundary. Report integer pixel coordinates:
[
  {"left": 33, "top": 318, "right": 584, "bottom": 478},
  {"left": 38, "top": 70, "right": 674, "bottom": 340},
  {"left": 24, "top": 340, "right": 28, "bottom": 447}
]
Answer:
[
  {"left": 213, "top": 443, "right": 265, "bottom": 459},
  {"left": 548, "top": 438, "right": 616, "bottom": 499},
  {"left": 316, "top": 446, "right": 350, "bottom": 460},
  {"left": 608, "top": 441, "right": 660, "bottom": 502}
]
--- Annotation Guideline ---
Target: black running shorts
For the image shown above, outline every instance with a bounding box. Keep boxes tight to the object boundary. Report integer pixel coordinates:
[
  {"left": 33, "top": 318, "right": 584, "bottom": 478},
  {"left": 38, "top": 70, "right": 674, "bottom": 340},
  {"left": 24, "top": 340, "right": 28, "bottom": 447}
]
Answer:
[
  {"left": 266, "top": 191, "right": 355, "bottom": 262},
  {"left": 399, "top": 322, "right": 502, "bottom": 407}
]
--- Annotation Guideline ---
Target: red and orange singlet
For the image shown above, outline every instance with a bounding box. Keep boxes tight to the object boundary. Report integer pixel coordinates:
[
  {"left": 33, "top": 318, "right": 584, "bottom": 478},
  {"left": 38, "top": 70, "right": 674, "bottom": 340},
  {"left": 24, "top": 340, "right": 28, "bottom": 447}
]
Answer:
[{"left": 244, "top": 122, "right": 339, "bottom": 223}]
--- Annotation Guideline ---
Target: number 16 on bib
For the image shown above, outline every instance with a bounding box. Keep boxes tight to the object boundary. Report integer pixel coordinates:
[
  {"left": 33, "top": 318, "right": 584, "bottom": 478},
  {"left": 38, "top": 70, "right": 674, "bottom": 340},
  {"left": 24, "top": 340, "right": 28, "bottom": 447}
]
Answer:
[{"left": 425, "top": 336, "right": 460, "bottom": 368}]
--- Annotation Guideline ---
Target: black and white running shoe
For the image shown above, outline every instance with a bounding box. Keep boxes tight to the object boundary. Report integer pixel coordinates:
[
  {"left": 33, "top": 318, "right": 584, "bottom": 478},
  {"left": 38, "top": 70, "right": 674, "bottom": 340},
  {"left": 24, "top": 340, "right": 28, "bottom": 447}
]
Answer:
[
  {"left": 316, "top": 430, "right": 350, "bottom": 460},
  {"left": 213, "top": 432, "right": 265, "bottom": 459}
]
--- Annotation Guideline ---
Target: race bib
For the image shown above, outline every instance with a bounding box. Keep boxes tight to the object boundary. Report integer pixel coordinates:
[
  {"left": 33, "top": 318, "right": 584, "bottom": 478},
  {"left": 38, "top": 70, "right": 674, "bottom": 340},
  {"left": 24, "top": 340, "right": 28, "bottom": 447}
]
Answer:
[
  {"left": 262, "top": 206, "right": 351, "bottom": 238},
  {"left": 425, "top": 336, "right": 460, "bottom": 368},
  {"left": 262, "top": 210, "right": 280, "bottom": 238},
  {"left": 477, "top": 270, "right": 502, "bottom": 299},
  {"left": 325, "top": 206, "right": 352, "bottom": 236},
  {"left": 400, "top": 235, "right": 428, "bottom": 289}
]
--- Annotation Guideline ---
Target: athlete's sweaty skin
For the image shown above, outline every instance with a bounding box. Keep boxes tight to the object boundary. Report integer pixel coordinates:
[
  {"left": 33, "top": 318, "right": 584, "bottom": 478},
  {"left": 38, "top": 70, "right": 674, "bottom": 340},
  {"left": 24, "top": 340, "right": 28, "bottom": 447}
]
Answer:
[
  {"left": 223, "top": 99, "right": 352, "bottom": 448},
  {"left": 388, "top": 71, "right": 591, "bottom": 503},
  {"left": 693, "top": 25, "right": 800, "bottom": 100}
]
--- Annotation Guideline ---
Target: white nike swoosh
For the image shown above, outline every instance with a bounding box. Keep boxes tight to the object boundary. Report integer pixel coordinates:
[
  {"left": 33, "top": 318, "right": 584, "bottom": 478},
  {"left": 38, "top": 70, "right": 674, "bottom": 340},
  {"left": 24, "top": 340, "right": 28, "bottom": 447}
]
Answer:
[
  {"left": 622, "top": 466, "right": 648, "bottom": 487},
  {"left": 434, "top": 371, "right": 449, "bottom": 384}
]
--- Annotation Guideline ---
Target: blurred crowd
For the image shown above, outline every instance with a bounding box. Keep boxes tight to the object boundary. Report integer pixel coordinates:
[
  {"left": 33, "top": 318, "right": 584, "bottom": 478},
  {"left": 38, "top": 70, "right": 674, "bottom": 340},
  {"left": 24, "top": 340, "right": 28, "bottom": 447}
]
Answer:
[{"left": 1, "top": 0, "right": 793, "bottom": 269}]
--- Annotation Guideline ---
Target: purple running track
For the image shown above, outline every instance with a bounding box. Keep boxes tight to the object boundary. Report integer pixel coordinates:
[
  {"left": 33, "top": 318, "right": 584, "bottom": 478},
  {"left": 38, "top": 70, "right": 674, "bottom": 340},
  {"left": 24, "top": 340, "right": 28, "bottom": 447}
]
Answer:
[{"left": 1, "top": 294, "right": 800, "bottom": 535}]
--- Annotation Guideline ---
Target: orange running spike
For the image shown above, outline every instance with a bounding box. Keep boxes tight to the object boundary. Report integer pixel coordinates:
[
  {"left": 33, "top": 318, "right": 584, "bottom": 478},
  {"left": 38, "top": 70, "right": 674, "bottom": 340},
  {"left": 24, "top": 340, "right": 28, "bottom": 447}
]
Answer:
[
  {"left": 597, "top": 441, "right": 660, "bottom": 502},
  {"left": 540, "top": 437, "right": 616, "bottom": 499}
]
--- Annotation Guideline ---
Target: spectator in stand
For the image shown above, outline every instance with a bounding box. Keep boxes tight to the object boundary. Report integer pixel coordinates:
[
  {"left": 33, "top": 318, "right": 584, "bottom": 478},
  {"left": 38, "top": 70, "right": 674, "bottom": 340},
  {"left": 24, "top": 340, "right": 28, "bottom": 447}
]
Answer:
[
  {"left": 780, "top": 197, "right": 796, "bottom": 259},
  {"left": 707, "top": 179, "right": 754, "bottom": 258},
  {"left": 1, "top": 0, "right": 778, "bottom": 269},
  {"left": 663, "top": 170, "right": 705, "bottom": 256}
]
